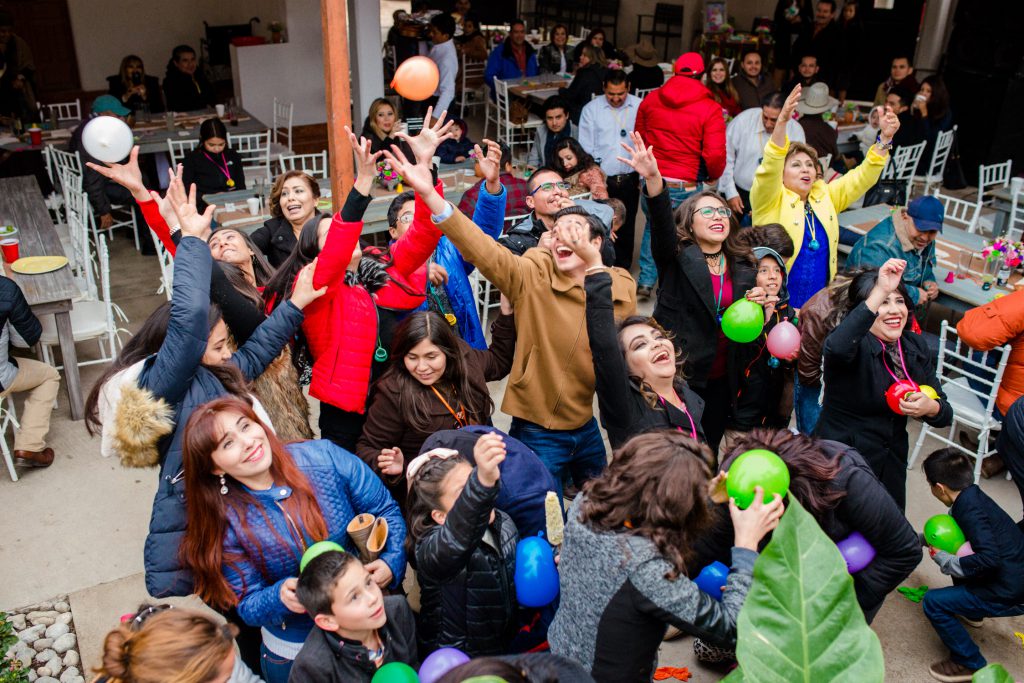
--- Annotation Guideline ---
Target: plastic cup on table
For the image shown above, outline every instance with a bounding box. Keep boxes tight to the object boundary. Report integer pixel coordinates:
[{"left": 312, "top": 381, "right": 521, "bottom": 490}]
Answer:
[
  {"left": 28, "top": 127, "right": 42, "bottom": 146},
  {"left": 215, "top": 104, "right": 226, "bottom": 118},
  {"left": 246, "top": 197, "right": 260, "bottom": 216},
  {"left": 1, "top": 238, "right": 19, "bottom": 263}
]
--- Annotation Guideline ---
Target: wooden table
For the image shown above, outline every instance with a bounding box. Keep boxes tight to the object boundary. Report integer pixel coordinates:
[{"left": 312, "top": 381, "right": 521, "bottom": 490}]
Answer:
[
  {"left": 838, "top": 203, "right": 1018, "bottom": 312},
  {"left": 0, "top": 177, "right": 84, "bottom": 419},
  {"left": 505, "top": 73, "right": 572, "bottom": 106},
  {"left": 128, "top": 108, "right": 268, "bottom": 155}
]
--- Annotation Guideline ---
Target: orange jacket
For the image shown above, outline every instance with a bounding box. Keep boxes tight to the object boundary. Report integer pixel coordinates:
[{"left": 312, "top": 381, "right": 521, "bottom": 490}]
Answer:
[{"left": 956, "top": 288, "right": 1024, "bottom": 415}]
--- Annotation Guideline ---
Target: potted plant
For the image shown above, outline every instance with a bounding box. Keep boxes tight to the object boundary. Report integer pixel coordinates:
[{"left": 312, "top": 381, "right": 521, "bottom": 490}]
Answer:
[{"left": 268, "top": 21, "right": 285, "bottom": 43}]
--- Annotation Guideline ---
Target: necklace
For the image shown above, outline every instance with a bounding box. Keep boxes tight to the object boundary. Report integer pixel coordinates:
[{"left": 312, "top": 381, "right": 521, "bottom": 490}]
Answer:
[
  {"left": 430, "top": 385, "right": 469, "bottom": 428},
  {"left": 710, "top": 256, "right": 726, "bottom": 323},
  {"left": 203, "top": 151, "right": 235, "bottom": 188},
  {"left": 804, "top": 203, "right": 820, "bottom": 251}
]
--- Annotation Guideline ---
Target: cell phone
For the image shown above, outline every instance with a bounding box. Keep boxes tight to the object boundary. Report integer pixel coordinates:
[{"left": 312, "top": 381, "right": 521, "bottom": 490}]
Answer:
[{"left": 131, "top": 72, "right": 142, "bottom": 86}]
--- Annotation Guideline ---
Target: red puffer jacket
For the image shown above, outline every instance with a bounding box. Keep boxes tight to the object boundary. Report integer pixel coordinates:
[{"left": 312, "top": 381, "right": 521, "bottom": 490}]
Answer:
[
  {"left": 635, "top": 76, "right": 727, "bottom": 183},
  {"left": 304, "top": 212, "right": 440, "bottom": 412}
]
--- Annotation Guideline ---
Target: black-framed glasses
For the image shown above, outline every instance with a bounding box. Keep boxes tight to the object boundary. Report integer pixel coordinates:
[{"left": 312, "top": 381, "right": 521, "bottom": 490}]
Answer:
[
  {"left": 692, "top": 206, "right": 732, "bottom": 219},
  {"left": 131, "top": 604, "right": 173, "bottom": 630},
  {"left": 528, "top": 181, "right": 571, "bottom": 196}
]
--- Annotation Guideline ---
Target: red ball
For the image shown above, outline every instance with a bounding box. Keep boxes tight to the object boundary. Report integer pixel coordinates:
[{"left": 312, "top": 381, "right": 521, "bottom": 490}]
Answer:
[{"left": 884, "top": 380, "right": 918, "bottom": 414}]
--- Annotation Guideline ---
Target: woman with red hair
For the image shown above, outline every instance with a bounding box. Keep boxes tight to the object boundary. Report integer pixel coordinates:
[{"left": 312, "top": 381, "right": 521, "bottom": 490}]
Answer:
[{"left": 180, "top": 395, "right": 406, "bottom": 683}]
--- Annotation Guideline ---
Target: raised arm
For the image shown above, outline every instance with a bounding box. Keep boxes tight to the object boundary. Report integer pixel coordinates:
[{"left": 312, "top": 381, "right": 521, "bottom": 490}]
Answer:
[
  {"left": 340, "top": 127, "right": 382, "bottom": 222},
  {"left": 312, "top": 214, "right": 362, "bottom": 290},
  {"left": 824, "top": 259, "right": 905, "bottom": 364},
  {"left": 771, "top": 86, "right": 801, "bottom": 150},
  {"left": 416, "top": 468, "right": 499, "bottom": 580},
  {"left": 583, "top": 271, "right": 639, "bottom": 428},
  {"left": 618, "top": 133, "right": 674, "bottom": 273}
]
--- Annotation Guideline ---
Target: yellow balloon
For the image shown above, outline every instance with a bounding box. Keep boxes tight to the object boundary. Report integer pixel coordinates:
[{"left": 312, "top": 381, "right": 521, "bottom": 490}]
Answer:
[{"left": 918, "top": 384, "right": 939, "bottom": 400}]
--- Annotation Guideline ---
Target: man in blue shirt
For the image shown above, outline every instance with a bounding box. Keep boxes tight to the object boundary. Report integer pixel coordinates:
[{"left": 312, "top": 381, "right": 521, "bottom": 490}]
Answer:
[
  {"left": 578, "top": 70, "right": 643, "bottom": 269},
  {"left": 847, "top": 195, "right": 942, "bottom": 310},
  {"left": 484, "top": 19, "right": 538, "bottom": 98}
]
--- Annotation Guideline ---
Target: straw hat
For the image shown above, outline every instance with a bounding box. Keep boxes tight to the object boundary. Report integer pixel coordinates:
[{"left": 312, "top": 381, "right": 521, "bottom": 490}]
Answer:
[
  {"left": 796, "top": 82, "right": 839, "bottom": 115},
  {"left": 625, "top": 40, "right": 659, "bottom": 68}
]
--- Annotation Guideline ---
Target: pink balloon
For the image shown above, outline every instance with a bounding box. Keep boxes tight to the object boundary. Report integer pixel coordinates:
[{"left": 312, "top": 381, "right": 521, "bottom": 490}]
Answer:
[
  {"left": 955, "top": 541, "right": 974, "bottom": 558},
  {"left": 766, "top": 320, "right": 801, "bottom": 360}
]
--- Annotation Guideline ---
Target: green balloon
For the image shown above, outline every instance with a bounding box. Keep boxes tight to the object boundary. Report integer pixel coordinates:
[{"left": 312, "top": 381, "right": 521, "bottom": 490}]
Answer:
[
  {"left": 726, "top": 449, "right": 790, "bottom": 509},
  {"left": 372, "top": 662, "right": 419, "bottom": 683},
  {"left": 721, "top": 299, "right": 765, "bottom": 343},
  {"left": 923, "top": 514, "right": 965, "bottom": 554},
  {"left": 299, "top": 541, "right": 346, "bottom": 573}
]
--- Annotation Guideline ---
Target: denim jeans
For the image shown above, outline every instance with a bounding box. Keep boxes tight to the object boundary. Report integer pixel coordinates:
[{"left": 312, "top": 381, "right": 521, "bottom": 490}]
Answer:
[
  {"left": 922, "top": 585, "right": 1024, "bottom": 669},
  {"left": 794, "top": 381, "right": 823, "bottom": 435},
  {"left": 260, "top": 643, "right": 293, "bottom": 683},
  {"left": 508, "top": 417, "right": 607, "bottom": 505},
  {"left": 637, "top": 183, "right": 702, "bottom": 288}
]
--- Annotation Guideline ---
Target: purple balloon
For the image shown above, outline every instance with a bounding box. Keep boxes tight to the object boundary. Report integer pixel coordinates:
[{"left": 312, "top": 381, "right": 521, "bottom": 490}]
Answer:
[
  {"left": 419, "top": 647, "right": 470, "bottom": 683},
  {"left": 837, "top": 531, "right": 876, "bottom": 573}
]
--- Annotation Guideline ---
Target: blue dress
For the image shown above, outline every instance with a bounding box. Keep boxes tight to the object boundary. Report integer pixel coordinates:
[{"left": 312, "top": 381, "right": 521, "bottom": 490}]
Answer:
[{"left": 787, "top": 207, "right": 830, "bottom": 308}]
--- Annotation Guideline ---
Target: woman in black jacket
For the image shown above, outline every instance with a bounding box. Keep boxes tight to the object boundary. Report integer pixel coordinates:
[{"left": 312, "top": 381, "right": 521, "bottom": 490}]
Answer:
[
  {"left": 162, "top": 44, "right": 216, "bottom": 111},
  {"left": 181, "top": 118, "right": 246, "bottom": 212},
  {"left": 570, "top": 229, "right": 705, "bottom": 449},
  {"left": 718, "top": 429, "right": 921, "bottom": 623},
  {"left": 623, "top": 133, "right": 756, "bottom": 453},
  {"left": 107, "top": 54, "right": 164, "bottom": 115},
  {"left": 558, "top": 46, "right": 606, "bottom": 124},
  {"left": 815, "top": 260, "right": 952, "bottom": 510},
  {"left": 537, "top": 24, "right": 575, "bottom": 75},
  {"left": 250, "top": 170, "right": 322, "bottom": 268}
]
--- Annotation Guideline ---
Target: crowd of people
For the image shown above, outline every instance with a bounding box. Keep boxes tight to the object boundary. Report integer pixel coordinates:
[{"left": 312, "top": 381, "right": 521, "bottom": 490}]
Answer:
[{"left": 1, "top": 2, "right": 1022, "bottom": 683}]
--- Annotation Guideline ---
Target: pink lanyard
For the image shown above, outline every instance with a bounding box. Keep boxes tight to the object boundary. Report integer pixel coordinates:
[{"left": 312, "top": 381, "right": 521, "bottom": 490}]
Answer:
[
  {"left": 659, "top": 395, "right": 698, "bottom": 441},
  {"left": 878, "top": 338, "right": 917, "bottom": 388},
  {"left": 203, "top": 151, "right": 233, "bottom": 184}
]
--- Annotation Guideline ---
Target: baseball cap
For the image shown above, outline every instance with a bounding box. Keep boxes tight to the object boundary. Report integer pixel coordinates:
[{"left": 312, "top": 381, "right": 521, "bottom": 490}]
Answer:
[
  {"left": 673, "top": 52, "right": 704, "bottom": 77},
  {"left": 907, "top": 196, "right": 944, "bottom": 232},
  {"left": 91, "top": 94, "right": 131, "bottom": 117}
]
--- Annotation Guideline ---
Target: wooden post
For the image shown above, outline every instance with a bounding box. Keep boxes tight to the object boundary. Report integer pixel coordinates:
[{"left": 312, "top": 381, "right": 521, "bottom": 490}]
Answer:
[{"left": 321, "top": 0, "right": 354, "bottom": 210}]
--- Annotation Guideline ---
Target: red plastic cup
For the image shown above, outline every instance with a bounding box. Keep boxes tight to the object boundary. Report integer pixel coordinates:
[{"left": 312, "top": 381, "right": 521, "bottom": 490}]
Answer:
[
  {"left": 28, "top": 128, "right": 42, "bottom": 146},
  {"left": 1, "top": 238, "right": 20, "bottom": 263}
]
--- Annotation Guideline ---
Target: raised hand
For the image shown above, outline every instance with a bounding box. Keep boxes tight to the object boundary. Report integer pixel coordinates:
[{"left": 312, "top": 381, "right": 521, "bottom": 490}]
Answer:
[
  {"left": 779, "top": 85, "right": 801, "bottom": 124},
  {"left": 616, "top": 131, "right": 660, "bottom": 181},
  {"left": 288, "top": 259, "right": 328, "bottom": 309},
  {"left": 729, "top": 487, "right": 785, "bottom": 551},
  {"left": 167, "top": 169, "right": 214, "bottom": 239},
  {"left": 878, "top": 106, "right": 900, "bottom": 146},
  {"left": 397, "top": 105, "right": 455, "bottom": 165},
  {"left": 345, "top": 125, "right": 382, "bottom": 180},
  {"left": 85, "top": 146, "right": 147, "bottom": 202},
  {"left": 876, "top": 258, "right": 906, "bottom": 294},
  {"left": 474, "top": 432, "right": 506, "bottom": 487},
  {"left": 556, "top": 217, "right": 602, "bottom": 270},
  {"left": 381, "top": 144, "right": 434, "bottom": 196},
  {"left": 378, "top": 447, "right": 404, "bottom": 477},
  {"left": 475, "top": 138, "right": 502, "bottom": 190}
]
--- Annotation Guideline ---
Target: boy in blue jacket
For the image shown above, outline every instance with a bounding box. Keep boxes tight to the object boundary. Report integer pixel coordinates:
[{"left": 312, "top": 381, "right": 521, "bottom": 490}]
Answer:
[{"left": 921, "top": 448, "right": 1024, "bottom": 682}]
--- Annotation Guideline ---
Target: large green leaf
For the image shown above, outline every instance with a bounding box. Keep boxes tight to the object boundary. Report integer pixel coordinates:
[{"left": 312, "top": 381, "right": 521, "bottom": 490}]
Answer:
[
  {"left": 973, "top": 664, "right": 1014, "bottom": 683},
  {"left": 730, "top": 498, "right": 885, "bottom": 683}
]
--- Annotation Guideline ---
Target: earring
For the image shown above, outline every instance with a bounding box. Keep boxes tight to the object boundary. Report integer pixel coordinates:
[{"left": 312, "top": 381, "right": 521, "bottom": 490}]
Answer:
[{"left": 219, "top": 475, "right": 228, "bottom": 495}]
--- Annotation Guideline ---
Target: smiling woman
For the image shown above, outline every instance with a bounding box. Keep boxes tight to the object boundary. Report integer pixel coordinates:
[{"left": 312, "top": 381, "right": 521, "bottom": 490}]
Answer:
[{"left": 251, "top": 171, "right": 322, "bottom": 268}]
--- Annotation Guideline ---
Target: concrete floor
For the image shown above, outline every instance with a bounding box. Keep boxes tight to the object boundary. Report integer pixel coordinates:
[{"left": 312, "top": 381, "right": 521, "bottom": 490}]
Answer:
[{"left": 2, "top": 209, "right": 1023, "bottom": 680}]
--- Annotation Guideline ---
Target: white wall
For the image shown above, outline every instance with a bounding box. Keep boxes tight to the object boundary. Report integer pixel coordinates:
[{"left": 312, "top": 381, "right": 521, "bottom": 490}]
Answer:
[{"left": 67, "top": 0, "right": 285, "bottom": 92}]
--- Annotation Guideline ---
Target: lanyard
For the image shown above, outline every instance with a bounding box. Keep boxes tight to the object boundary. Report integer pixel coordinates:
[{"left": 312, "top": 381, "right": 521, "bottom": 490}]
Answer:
[
  {"left": 608, "top": 101, "right": 630, "bottom": 136},
  {"left": 804, "top": 203, "right": 821, "bottom": 251},
  {"left": 710, "top": 256, "right": 726, "bottom": 323},
  {"left": 878, "top": 337, "right": 915, "bottom": 386},
  {"left": 658, "top": 395, "right": 698, "bottom": 441},
  {"left": 431, "top": 385, "right": 469, "bottom": 428},
  {"left": 203, "top": 151, "right": 235, "bottom": 188}
]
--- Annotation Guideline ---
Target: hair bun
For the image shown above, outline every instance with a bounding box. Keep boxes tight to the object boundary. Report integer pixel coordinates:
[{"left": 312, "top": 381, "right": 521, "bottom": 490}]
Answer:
[{"left": 100, "top": 626, "right": 132, "bottom": 678}]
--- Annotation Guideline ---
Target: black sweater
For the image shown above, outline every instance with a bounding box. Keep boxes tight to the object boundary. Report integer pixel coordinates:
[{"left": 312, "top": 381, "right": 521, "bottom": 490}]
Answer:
[
  {"left": 162, "top": 67, "right": 216, "bottom": 111},
  {"left": 180, "top": 147, "right": 246, "bottom": 212},
  {"left": 288, "top": 596, "right": 418, "bottom": 683},
  {"left": 648, "top": 186, "right": 756, "bottom": 389},
  {"left": 585, "top": 271, "right": 706, "bottom": 449}
]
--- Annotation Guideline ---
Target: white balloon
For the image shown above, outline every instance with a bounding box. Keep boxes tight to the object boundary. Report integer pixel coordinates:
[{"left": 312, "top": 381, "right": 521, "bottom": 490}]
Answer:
[{"left": 81, "top": 116, "right": 134, "bottom": 163}]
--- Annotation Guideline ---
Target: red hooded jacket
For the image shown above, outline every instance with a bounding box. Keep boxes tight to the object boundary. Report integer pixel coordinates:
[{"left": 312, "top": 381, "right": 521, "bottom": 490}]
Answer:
[
  {"left": 635, "top": 76, "right": 727, "bottom": 183},
  {"left": 303, "top": 212, "right": 440, "bottom": 413}
]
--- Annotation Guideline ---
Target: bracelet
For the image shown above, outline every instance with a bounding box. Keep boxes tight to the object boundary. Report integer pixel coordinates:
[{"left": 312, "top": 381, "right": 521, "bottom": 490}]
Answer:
[{"left": 874, "top": 134, "right": 893, "bottom": 151}]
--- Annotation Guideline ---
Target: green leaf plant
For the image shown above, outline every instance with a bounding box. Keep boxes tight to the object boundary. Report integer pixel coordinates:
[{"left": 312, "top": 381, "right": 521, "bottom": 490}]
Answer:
[{"left": 723, "top": 498, "right": 885, "bottom": 683}]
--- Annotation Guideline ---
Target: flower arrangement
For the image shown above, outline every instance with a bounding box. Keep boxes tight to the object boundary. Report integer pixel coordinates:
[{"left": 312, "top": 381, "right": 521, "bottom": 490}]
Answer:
[
  {"left": 376, "top": 159, "right": 403, "bottom": 192},
  {"left": 607, "top": 59, "right": 624, "bottom": 71},
  {"left": 982, "top": 237, "right": 1023, "bottom": 268}
]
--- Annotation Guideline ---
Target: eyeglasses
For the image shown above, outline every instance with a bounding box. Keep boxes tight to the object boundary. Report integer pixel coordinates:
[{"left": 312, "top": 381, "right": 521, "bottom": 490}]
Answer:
[
  {"left": 396, "top": 213, "right": 414, "bottom": 225},
  {"left": 692, "top": 206, "right": 732, "bottom": 219},
  {"left": 528, "top": 181, "right": 571, "bottom": 196}
]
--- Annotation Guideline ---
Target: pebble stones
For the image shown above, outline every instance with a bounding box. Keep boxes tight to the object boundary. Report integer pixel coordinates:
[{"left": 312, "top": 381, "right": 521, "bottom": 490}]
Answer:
[{"left": 4, "top": 596, "right": 83, "bottom": 683}]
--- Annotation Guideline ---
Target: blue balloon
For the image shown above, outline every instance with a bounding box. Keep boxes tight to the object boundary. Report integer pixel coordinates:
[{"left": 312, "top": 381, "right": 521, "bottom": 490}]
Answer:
[
  {"left": 514, "top": 534, "right": 559, "bottom": 607},
  {"left": 694, "top": 561, "right": 729, "bottom": 601}
]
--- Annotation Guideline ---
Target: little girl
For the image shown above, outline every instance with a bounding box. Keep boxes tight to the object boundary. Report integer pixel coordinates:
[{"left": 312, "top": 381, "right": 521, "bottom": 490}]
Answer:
[
  {"left": 436, "top": 118, "right": 475, "bottom": 164},
  {"left": 725, "top": 224, "right": 798, "bottom": 447},
  {"left": 406, "top": 432, "right": 518, "bottom": 657},
  {"left": 181, "top": 117, "right": 246, "bottom": 211}
]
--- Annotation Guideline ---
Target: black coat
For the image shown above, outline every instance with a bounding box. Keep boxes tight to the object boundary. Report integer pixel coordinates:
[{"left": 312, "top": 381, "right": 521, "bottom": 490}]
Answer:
[
  {"left": 585, "top": 271, "right": 707, "bottom": 449},
  {"left": 162, "top": 67, "right": 216, "bottom": 111},
  {"left": 250, "top": 216, "right": 299, "bottom": 269},
  {"left": 815, "top": 302, "right": 952, "bottom": 510},
  {"left": 558, "top": 64, "right": 607, "bottom": 123},
  {"left": 415, "top": 470, "right": 518, "bottom": 657},
  {"left": 696, "top": 440, "right": 920, "bottom": 622},
  {"left": 950, "top": 484, "right": 1024, "bottom": 604},
  {"left": 288, "top": 596, "right": 419, "bottom": 682},
  {"left": 730, "top": 304, "right": 797, "bottom": 432},
  {"left": 649, "top": 187, "right": 757, "bottom": 390},
  {"left": 180, "top": 147, "right": 246, "bottom": 212},
  {"left": 106, "top": 74, "right": 165, "bottom": 114}
]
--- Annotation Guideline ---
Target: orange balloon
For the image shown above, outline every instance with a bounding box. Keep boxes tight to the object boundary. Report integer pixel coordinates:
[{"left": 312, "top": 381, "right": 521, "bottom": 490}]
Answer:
[{"left": 391, "top": 56, "right": 440, "bottom": 101}]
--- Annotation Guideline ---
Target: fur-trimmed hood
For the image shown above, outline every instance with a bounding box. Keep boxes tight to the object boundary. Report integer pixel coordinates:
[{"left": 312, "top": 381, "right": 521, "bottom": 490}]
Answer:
[{"left": 98, "top": 359, "right": 174, "bottom": 468}]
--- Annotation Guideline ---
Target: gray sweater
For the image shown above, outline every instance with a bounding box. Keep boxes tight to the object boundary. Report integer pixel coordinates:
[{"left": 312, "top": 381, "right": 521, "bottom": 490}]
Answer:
[{"left": 548, "top": 496, "right": 758, "bottom": 682}]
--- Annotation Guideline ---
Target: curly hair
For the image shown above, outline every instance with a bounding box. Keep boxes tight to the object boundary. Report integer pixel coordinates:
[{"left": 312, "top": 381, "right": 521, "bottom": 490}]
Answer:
[
  {"left": 616, "top": 314, "right": 691, "bottom": 406},
  {"left": 674, "top": 190, "right": 753, "bottom": 266},
  {"left": 578, "top": 431, "right": 714, "bottom": 578}
]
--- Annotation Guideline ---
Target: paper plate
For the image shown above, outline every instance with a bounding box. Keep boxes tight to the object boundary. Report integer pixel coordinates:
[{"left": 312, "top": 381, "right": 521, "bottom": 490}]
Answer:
[
  {"left": 0, "top": 225, "right": 17, "bottom": 237},
  {"left": 12, "top": 256, "right": 68, "bottom": 274}
]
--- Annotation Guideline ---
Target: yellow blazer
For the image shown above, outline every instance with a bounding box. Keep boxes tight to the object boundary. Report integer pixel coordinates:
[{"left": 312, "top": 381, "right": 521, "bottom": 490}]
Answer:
[{"left": 749, "top": 137, "right": 887, "bottom": 281}]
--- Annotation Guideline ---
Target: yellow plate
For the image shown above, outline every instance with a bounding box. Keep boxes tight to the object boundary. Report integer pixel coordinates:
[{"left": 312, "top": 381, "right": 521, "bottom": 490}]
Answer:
[{"left": 11, "top": 256, "right": 68, "bottom": 274}]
